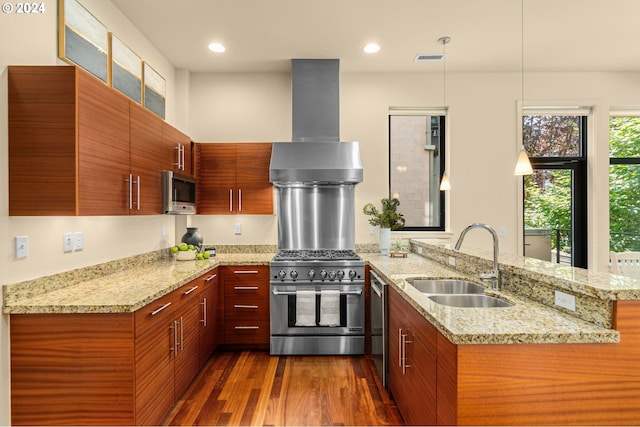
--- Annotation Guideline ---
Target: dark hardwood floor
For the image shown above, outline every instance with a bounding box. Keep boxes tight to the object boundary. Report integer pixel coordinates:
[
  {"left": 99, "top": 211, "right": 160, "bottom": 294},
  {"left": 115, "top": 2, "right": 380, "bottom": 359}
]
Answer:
[{"left": 164, "top": 351, "right": 403, "bottom": 426}]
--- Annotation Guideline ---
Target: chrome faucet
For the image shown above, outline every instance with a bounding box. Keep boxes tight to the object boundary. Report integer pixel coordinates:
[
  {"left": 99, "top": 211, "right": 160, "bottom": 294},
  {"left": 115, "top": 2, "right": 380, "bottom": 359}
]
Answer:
[{"left": 454, "top": 223, "right": 501, "bottom": 290}]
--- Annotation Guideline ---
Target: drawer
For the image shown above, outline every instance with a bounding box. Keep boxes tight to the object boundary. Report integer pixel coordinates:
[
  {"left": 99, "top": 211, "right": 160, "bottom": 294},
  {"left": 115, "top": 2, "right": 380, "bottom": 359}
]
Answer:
[
  {"left": 135, "top": 291, "right": 177, "bottom": 338},
  {"left": 222, "top": 266, "right": 269, "bottom": 286},
  {"left": 224, "top": 299, "right": 269, "bottom": 321},
  {"left": 224, "top": 320, "right": 269, "bottom": 345},
  {"left": 134, "top": 278, "right": 209, "bottom": 338}
]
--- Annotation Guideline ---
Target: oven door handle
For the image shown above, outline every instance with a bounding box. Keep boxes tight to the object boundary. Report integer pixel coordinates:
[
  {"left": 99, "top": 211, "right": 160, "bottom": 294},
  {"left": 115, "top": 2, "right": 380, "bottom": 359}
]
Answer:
[{"left": 271, "top": 288, "right": 362, "bottom": 296}]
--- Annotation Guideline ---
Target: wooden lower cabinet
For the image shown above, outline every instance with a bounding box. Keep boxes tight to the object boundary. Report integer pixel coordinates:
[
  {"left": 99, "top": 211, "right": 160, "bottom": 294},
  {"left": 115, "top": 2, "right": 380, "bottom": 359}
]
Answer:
[
  {"left": 388, "top": 286, "right": 437, "bottom": 425},
  {"left": 388, "top": 286, "right": 640, "bottom": 426},
  {"left": 221, "top": 265, "right": 270, "bottom": 346},
  {"left": 10, "top": 268, "right": 219, "bottom": 426},
  {"left": 198, "top": 271, "right": 219, "bottom": 368}
]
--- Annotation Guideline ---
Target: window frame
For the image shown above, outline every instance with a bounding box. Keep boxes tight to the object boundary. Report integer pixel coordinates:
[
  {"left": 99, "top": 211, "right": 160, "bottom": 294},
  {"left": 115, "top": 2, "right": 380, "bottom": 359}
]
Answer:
[
  {"left": 522, "top": 111, "right": 589, "bottom": 268},
  {"left": 388, "top": 110, "right": 447, "bottom": 232},
  {"left": 608, "top": 112, "right": 640, "bottom": 252}
]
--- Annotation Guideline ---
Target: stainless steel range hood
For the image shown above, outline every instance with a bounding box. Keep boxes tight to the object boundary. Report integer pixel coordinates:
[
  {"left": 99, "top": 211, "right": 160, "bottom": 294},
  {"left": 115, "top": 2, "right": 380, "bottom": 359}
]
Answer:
[{"left": 269, "top": 59, "right": 363, "bottom": 184}]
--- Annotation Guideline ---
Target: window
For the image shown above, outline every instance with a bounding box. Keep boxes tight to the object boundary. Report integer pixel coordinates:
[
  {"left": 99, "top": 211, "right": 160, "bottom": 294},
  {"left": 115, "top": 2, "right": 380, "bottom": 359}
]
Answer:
[
  {"left": 609, "top": 115, "right": 640, "bottom": 252},
  {"left": 389, "top": 111, "right": 446, "bottom": 231},
  {"left": 522, "top": 112, "right": 588, "bottom": 268}
]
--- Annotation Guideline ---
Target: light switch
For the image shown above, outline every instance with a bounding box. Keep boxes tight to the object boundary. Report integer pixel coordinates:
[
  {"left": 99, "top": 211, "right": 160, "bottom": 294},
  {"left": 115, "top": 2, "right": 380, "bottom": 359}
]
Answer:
[
  {"left": 234, "top": 223, "right": 241, "bottom": 235},
  {"left": 16, "top": 236, "right": 28, "bottom": 258}
]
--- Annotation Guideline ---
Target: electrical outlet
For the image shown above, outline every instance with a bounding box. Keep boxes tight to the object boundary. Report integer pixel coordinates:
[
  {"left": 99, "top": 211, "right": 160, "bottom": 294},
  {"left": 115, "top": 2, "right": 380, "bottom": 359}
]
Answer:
[
  {"left": 74, "top": 232, "right": 84, "bottom": 251},
  {"left": 15, "top": 236, "right": 28, "bottom": 258},
  {"left": 370, "top": 225, "right": 378, "bottom": 234},
  {"left": 499, "top": 226, "right": 507, "bottom": 237},
  {"left": 234, "top": 223, "right": 241, "bottom": 235},
  {"left": 63, "top": 232, "right": 74, "bottom": 252},
  {"left": 448, "top": 256, "right": 456, "bottom": 267},
  {"left": 160, "top": 224, "right": 166, "bottom": 237},
  {"left": 417, "top": 246, "right": 423, "bottom": 255},
  {"left": 554, "top": 290, "right": 576, "bottom": 311}
]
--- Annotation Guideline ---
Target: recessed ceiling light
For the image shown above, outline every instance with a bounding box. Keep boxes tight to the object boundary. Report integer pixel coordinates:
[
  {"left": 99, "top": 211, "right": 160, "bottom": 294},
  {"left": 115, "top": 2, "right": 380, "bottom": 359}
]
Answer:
[
  {"left": 208, "top": 42, "right": 226, "bottom": 53},
  {"left": 363, "top": 43, "right": 380, "bottom": 54}
]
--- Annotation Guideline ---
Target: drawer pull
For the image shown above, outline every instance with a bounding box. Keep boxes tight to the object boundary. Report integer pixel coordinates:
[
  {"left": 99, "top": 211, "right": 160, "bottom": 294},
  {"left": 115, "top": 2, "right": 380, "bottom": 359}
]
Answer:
[
  {"left": 234, "top": 270, "right": 259, "bottom": 274},
  {"left": 183, "top": 285, "right": 199, "bottom": 295},
  {"left": 205, "top": 274, "right": 217, "bottom": 282},
  {"left": 151, "top": 302, "right": 172, "bottom": 316},
  {"left": 234, "top": 304, "right": 259, "bottom": 309},
  {"left": 234, "top": 286, "right": 259, "bottom": 290},
  {"left": 234, "top": 325, "right": 259, "bottom": 330}
]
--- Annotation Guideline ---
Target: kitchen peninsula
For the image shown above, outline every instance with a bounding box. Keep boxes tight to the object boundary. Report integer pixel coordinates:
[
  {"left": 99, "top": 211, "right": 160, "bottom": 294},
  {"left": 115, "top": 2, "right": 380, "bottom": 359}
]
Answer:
[{"left": 4, "top": 241, "right": 640, "bottom": 426}]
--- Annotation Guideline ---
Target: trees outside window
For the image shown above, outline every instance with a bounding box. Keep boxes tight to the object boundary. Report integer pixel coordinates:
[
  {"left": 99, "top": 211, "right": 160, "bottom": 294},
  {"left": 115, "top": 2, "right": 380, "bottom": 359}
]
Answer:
[{"left": 609, "top": 116, "right": 640, "bottom": 252}]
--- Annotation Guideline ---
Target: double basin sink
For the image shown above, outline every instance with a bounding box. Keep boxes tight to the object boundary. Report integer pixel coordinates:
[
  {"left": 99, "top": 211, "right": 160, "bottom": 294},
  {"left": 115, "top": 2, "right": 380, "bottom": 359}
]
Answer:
[{"left": 407, "top": 278, "right": 514, "bottom": 308}]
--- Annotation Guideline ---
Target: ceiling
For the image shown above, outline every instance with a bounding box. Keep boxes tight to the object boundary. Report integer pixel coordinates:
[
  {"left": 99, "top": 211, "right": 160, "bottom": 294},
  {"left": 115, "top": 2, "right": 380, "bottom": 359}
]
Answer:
[{"left": 110, "top": 0, "right": 640, "bottom": 74}]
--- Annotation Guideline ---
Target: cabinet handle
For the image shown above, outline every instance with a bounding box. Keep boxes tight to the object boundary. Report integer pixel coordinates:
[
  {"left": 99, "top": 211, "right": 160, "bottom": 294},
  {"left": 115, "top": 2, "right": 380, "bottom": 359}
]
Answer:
[
  {"left": 234, "top": 326, "right": 259, "bottom": 330},
  {"left": 180, "top": 316, "right": 184, "bottom": 351},
  {"left": 234, "top": 270, "right": 259, "bottom": 275},
  {"left": 401, "top": 332, "right": 413, "bottom": 374},
  {"left": 398, "top": 328, "right": 403, "bottom": 368},
  {"left": 127, "top": 174, "right": 133, "bottom": 210},
  {"left": 151, "top": 302, "right": 172, "bottom": 316},
  {"left": 175, "top": 144, "right": 181, "bottom": 169},
  {"left": 136, "top": 176, "right": 141, "bottom": 210},
  {"left": 229, "top": 189, "right": 233, "bottom": 212},
  {"left": 234, "top": 304, "right": 259, "bottom": 309},
  {"left": 182, "top": 144, "right": 186, "bottom": 170},
  {"left": 170, "top": 320, "right": 178, "bottom": 355},
  {"left": 205, "top": 274, "right": 217, "bottom": 282},
  {"left": 238, "top": 188, "right": 242, "bottom": 212},
  {"left": 201, "top": 297, "right": 207, "bottom": 326},
  {"left": 234, "top": 286, "right": 259, "bottom": 290},
  {"left": 183, "top": 285, "right": 199, "bottom": 295}
]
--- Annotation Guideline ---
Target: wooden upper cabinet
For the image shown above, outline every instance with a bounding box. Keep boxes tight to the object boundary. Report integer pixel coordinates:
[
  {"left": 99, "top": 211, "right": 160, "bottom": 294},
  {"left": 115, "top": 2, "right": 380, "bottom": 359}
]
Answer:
[
  {"left": 9, "top": 66, "right": 130, "bottom": 215},
  {"left": 196, "top": 142, "right": 273, "bottom": 215},
  {"left": 8, "top": 65, "right": 195, "bottom": 216},
  {"left": 130, "top": 103, "right": 164, "bottom": 215},
  {"left": 162, "top": 122, "right": 193, "bottom": 175},
  {"left": 78, "top": 70, "right": 131, "bottom": 215}
]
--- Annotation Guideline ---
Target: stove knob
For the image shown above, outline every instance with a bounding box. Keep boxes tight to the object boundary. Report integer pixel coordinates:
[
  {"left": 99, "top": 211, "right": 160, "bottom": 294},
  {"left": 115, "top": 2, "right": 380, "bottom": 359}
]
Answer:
[
  {"left": 328, "top": 270, "right": 337, "bottom": 280},
  {"left": 348, "top": 270, "right": 357, "bottom": 280},
  {"left": 308, "top": 269, "right": 316, "bottom": 279},
  {"left": 319, "top": 270, "right": 328, "bottom": 279},
  {"left": 337, "top": 270, "right": 345, "bottom": 280},
  {"left": 290, "top": 270, "right": 298, "bottom": 279},
  {"left": 278, "top": 270, "right": 287, "bottom": 280}
]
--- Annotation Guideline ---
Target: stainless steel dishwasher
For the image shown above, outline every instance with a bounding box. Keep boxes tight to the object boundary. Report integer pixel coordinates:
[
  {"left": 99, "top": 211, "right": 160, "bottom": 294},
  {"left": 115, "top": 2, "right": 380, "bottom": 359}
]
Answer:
[{"left": 370, "top": 270, "right": 387, "bottom": 387}]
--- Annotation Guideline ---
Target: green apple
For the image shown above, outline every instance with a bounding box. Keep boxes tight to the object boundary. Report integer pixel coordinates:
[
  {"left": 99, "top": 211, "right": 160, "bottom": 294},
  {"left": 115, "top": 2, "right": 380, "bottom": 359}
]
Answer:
[
  {"left": 196, "top": 253, "right": 204, "bottom": 260},
  {"left": 170, "top": 246, "right": 179, "bottom": 254},
  {"left": 178, "top": 243, "right": 188, "bottom": 251},
  {"left": 203, "top": 252, "right": 210, "bottom": 259},
  {"left": 188, "top": 244, "right": 195, "bottom": 250}
]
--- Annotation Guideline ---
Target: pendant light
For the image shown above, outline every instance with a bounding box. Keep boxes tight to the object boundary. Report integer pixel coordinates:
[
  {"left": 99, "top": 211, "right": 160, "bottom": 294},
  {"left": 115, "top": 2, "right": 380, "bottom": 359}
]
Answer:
[
  {"left": 438, "top": 36, "right": 452, "bottom": 190},
  {"left": 514, "top": 0, "right": 533, "bottom": 176}
]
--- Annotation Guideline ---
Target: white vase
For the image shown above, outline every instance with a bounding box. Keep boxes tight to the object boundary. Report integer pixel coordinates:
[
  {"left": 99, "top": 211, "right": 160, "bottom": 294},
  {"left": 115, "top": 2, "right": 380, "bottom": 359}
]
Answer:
[{"left": 379, "top": 228, "right": 391, "bottom": 256}]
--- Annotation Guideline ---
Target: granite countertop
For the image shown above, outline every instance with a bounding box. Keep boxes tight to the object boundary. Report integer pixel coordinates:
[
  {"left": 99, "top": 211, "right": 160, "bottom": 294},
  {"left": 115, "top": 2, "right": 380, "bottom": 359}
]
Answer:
[
  {"left": 2, "top": 252, "right": 274, "bottom": 315},
  {"left": 361, "top": 253, "right": 620, "bottom": 345},
  {"left": 2, "top": 247, "right": 622, "bottom": 346}
]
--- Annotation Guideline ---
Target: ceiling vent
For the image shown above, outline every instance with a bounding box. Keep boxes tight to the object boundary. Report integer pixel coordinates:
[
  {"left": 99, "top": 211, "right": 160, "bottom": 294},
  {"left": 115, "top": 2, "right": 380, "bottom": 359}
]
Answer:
[{"left": 414, "top": 53, "right": 445, "bottom": 62}]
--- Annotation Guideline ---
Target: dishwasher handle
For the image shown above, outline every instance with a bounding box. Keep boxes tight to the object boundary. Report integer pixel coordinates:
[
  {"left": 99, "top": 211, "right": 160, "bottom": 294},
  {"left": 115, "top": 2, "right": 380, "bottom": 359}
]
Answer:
[{"left": 370, "top": 271, "right": 386, "bottom": 297}]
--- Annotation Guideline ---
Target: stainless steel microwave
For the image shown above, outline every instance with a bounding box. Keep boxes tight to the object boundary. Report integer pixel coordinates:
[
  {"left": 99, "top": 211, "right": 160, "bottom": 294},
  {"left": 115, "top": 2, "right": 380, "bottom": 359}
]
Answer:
[{"left": 162, "top": 170, "right": 197, "bottom": 214}]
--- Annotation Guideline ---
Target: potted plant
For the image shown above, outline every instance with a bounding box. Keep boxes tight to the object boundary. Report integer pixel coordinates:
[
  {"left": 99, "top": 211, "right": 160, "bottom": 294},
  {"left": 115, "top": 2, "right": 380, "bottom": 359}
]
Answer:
[{"left": 363, "top": 198, "right": 405, "bottom": 255}]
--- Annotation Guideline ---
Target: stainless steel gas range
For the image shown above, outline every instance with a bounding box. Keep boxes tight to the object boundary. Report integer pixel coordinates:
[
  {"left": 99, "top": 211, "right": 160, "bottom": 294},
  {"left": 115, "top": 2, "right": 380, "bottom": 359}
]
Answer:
[{"left": 269, "top": 249, "right": 365, "bottom": 355}]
